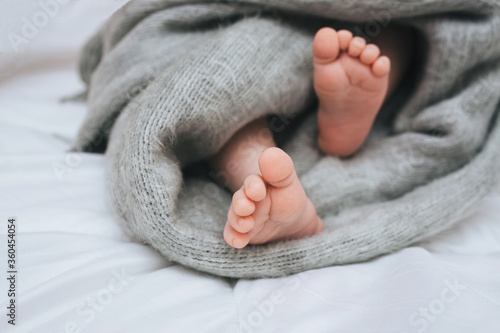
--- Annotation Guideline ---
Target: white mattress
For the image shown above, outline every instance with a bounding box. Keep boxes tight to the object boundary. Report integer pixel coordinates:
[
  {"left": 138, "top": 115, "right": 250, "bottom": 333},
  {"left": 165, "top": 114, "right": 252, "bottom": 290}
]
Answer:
[{"left": 1, "top": 2, "right": 500, "bottom": 332}]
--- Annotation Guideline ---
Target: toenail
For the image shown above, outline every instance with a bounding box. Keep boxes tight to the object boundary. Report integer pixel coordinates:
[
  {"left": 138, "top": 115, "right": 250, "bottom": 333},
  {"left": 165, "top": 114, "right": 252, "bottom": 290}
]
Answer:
[{"left": 232, "top": 238, "right": 243, "bottom": 248}]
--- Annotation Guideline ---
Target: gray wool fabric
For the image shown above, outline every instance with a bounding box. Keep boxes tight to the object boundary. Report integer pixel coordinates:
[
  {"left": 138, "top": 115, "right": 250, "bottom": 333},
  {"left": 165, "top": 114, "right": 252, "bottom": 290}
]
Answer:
[{"left": 73, "top": 0, "right": 500, "bottom": 278}]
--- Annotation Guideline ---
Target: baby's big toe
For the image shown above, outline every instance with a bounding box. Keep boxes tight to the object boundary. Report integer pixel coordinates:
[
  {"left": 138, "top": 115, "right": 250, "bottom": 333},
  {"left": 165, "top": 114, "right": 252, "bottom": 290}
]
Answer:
[
  {"left": 258, "top": 147, "right": 296, "bottom": 188},
  {"left": 313, "top": 27, "right": 340, "bottom": 65}
]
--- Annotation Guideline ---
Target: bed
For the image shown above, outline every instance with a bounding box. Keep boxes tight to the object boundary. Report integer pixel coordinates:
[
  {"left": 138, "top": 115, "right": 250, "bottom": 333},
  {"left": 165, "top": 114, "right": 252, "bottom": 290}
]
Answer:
[{"left": 1, "top": 1, "right": 500, "bottom": 332}]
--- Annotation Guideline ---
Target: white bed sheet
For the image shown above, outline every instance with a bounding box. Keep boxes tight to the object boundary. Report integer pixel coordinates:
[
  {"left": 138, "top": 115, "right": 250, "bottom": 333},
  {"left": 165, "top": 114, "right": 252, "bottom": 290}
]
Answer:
[{"left": 1, "top": 2, "right": 500, "bottom": 332}]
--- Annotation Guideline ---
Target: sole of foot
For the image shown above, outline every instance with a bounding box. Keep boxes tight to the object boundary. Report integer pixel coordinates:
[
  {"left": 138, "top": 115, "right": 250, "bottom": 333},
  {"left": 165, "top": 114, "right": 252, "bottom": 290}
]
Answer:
[
  {"left": 223, "top": 147, "right": 323, "bottom": 249},
  {"left": 313, "top": 27, "right": 391, "bottom": 157}
]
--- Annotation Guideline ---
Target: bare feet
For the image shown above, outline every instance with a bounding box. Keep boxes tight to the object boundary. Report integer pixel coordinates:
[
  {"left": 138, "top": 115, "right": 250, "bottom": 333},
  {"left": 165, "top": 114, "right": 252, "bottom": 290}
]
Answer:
[
  {"left": 218, "top": 28, "right": 394, "bottom": 248},
  {"left": 313, "top": 27, "right": 391, "bottom": 157},
  {"left": 223, "top": 147, "right": 323, "bottom": 249}
]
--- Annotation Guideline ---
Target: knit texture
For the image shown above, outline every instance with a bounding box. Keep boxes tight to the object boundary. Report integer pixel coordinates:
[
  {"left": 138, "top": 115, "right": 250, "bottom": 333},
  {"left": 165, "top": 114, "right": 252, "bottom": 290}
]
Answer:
[{"left": 73, "top": 0, "right": 500, "bottom": 278}]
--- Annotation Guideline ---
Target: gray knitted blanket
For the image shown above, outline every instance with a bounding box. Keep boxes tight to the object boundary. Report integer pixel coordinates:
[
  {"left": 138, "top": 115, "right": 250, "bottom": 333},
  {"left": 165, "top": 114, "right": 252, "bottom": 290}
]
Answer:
[{"left": 73, "top": 0, "right": 500, "bottom": 278}]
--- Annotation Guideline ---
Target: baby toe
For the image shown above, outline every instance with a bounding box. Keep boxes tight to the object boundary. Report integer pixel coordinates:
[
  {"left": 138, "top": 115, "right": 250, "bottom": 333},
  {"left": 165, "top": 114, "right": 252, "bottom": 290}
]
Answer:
[
  {"left": 232, "top": 191, "right": 255, "bottom": 216},
  {"left": 372, "top": 55, "right": 391, "bottom": 77},
  {"left": 360, "top": 44, "right": 381, "bottom": 65},
  {"left": 337, "top": 30, "right": 353, "bottom": 51},
  {"left": 348, "top": 37, "right": 366, "bottom": 57},
  {"left": 244, "top": 174, "right": 267, "bottom": 202},
  {"left": 229, "top": 214, "right": 255, "bottom": 233},
  {"left": 224, "top": 223, "right": 250, "bottom": 249}
]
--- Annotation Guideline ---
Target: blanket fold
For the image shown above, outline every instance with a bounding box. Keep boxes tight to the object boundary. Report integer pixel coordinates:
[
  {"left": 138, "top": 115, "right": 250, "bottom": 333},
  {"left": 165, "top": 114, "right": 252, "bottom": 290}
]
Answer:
[{"left": 74, "top": 0, "right": 500, "bottom": 278}]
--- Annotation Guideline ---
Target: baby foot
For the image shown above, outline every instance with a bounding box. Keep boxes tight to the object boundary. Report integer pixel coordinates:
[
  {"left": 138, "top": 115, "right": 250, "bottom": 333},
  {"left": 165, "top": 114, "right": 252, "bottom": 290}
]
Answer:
[
  {"left": 313, "top": 27, "right": 391, "bottom": 157},
  {"left": 223, "top": 147, "right": 323, "bottom": 249}
]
